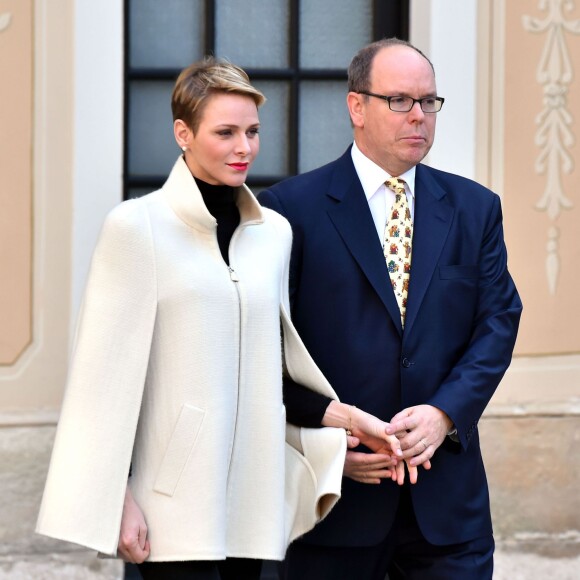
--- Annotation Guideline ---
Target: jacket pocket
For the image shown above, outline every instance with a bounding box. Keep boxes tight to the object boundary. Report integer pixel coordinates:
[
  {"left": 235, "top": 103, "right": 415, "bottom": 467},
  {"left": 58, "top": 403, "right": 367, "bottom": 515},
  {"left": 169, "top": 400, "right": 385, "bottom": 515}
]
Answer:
[
  {"left": 439, "top": 265, "right": 479, "bottom": 280},
  {"left": 153, "top": 403, "right": 205, "bottom": 497},
  {"left": 284, "top": 441, "right": 317, "bottom": 543}
]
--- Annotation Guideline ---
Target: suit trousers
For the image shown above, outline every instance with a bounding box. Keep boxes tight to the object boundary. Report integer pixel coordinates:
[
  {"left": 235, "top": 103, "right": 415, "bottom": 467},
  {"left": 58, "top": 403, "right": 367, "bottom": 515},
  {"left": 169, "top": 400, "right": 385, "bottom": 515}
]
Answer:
[
  {"left": 281, "top": 484, "right": 494, "bottom": 580},
  {"left": 137, "top": 557, "right": 263, "bottom": 580}
]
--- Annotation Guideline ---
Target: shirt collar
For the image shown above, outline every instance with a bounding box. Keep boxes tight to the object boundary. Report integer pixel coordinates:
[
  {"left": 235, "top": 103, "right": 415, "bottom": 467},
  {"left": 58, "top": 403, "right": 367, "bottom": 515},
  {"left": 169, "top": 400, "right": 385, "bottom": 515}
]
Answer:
[{"left": 351, "top": 141, "right": 416, "bottom": 201}]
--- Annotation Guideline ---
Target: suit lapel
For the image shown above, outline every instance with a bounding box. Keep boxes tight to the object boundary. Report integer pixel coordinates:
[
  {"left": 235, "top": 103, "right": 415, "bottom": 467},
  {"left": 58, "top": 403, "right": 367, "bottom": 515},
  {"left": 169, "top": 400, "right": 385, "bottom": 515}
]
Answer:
[
  {"left": 404, "top": 164, "right": 454, "bottom": 336},
  {"left": 326, "top": 151, "right": 403, "bottom": 335}
]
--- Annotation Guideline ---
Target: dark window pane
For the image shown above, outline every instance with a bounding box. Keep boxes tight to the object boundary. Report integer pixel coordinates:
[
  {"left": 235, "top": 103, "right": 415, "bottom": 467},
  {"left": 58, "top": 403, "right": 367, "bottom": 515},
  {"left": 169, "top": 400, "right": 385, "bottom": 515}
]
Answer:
[
  {"left": 299, "top": 81, "right": 352, "bottom": 173},
  {"left": 129, "top": 0, "right": 205, "bottom": 68},
  {"left": 300, "top": 0, "right": 372, "bottom": 69},
  {"left": 128, "top": 81, "right": 176, "bottom": 177},
  {"left": 251, "top": 81, "right": 290, "bottom": 177},
  {"left": 216, "top": 0, "right": 289, "bottom": 68}
]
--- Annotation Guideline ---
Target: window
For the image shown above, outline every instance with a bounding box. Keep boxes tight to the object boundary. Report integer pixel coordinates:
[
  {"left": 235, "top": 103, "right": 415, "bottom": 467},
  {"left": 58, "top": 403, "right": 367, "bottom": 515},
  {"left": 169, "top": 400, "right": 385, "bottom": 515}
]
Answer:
[{"left": 124, "top": 0, "right": 409, "bottom": 198}]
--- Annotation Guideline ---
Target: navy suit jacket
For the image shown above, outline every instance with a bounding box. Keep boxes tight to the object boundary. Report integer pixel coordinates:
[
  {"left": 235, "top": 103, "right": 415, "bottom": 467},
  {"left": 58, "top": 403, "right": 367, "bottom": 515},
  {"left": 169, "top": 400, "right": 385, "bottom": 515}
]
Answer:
[{"left": 259, "top": 147, "right": 522, "bottom": 547}]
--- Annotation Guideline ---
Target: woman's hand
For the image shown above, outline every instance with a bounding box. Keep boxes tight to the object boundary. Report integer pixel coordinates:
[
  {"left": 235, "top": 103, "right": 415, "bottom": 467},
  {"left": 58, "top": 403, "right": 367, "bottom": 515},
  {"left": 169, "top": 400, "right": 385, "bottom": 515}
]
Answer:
[
  {"left": 348, "top": 405, "right": 403, "bottom": 460},
  {"left": 118, "top": 486, "right": 150, "bottom": 563},
  {"left": 323, "top": 401, "right": 402, "bottom": 458},
  {"left": 344, "top": 440, "right": 398, "bottom": 484},
  {"left": 323, "top": 401, "right": 403, "bottom": 484}
]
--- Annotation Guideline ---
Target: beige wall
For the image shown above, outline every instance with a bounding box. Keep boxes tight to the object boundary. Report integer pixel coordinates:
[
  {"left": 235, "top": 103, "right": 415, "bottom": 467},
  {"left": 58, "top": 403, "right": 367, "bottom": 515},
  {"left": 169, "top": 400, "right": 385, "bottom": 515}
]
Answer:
[
  {"left": 477, "top": 0, "right": 580, "bottom": 357},
  {"left": 0, "top": 0, "right": 74, "bottom": 416},
  {"left": 0, "top": 2, "right": 123, "bottom": 576},
  {"left": 503, "top": 0, "right": 580, "bottom": 356},
  {"left": 0, "top": 0, "right": 33, "bottom": 365},
  {"left": 477, "top": 0, "right": 580, "bottom": 555}
]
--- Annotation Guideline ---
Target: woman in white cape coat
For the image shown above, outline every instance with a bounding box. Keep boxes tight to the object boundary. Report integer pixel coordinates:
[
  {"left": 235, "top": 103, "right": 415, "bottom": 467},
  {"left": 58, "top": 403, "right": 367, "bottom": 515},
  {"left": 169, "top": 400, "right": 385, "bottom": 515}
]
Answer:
[{"left": 36, "top": 57, "right": 403, "bottom": 579}]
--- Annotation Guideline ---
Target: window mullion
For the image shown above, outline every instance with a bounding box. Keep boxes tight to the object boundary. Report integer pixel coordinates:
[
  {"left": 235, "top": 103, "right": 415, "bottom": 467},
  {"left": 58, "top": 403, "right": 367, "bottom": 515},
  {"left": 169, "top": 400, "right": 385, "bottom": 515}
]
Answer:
[
  {"left": 373, "top": 0, "right": 410, "bottom": 40},
  {"left": 205, "top": 0, "right": 216, "bottom": 53}
]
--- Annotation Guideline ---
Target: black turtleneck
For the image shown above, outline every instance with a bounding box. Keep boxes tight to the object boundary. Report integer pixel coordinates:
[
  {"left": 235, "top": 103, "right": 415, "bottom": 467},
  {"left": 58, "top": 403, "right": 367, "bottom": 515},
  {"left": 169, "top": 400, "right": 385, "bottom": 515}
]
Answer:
[{"left": 195, "top": 177, "right": 240, "bottom": 265}]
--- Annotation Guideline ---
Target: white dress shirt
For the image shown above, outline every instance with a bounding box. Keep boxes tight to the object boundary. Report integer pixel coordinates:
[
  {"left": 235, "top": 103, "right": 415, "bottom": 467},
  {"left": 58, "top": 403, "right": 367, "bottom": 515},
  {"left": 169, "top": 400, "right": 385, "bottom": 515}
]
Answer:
[{"left": 351, "top": 141, "right": 416, "bottom": 244}]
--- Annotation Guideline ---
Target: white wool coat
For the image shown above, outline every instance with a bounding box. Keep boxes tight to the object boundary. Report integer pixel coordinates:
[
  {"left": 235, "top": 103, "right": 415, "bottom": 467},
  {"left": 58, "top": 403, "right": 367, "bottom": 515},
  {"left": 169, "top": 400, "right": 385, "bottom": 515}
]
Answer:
[{"left": 36, "top": 157, "right": 346, "bottom": 561}]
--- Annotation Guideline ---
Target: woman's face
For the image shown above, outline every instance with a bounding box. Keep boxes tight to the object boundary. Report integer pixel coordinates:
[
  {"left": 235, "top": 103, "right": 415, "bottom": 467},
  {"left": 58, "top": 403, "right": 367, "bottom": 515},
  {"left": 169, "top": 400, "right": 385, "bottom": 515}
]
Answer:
[{"left": 182, "top": 93, "right": 260, "bottom": 187}]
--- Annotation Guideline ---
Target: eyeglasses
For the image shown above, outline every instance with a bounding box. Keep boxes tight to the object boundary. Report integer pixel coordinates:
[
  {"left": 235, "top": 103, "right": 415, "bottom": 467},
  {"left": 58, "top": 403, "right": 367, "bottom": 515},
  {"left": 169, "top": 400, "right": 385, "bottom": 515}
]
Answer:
[{"left": 358, "top": 91, "right": 445, "bottom": 113}]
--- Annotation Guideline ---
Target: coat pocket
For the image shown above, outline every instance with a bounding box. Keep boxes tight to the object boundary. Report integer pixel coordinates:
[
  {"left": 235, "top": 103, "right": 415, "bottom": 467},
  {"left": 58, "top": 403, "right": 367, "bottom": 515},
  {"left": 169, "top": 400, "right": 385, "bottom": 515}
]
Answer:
[{"left": 153, "top": 403, "right": 205, "bottom": 497}]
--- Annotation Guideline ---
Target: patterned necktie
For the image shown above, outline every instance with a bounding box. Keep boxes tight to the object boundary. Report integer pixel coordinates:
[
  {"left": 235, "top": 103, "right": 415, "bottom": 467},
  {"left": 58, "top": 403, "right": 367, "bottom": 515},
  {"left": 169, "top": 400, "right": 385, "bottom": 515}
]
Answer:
[{"left": 383, "top": 177, "right": 413, "bottom": 326}]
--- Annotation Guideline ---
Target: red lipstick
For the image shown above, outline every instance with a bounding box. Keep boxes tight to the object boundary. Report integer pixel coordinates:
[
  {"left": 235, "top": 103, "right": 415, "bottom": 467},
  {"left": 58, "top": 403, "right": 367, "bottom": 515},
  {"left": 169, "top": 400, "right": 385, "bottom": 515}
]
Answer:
[{"left": 228, "top": 162, "right": 249, "bottom": 171}]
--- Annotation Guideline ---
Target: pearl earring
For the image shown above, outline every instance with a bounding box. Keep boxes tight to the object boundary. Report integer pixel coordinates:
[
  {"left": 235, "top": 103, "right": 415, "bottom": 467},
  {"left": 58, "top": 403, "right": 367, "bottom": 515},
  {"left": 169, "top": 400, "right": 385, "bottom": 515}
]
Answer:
[{"left": 181, "top": 146, "right": 187, "bottom": 152}]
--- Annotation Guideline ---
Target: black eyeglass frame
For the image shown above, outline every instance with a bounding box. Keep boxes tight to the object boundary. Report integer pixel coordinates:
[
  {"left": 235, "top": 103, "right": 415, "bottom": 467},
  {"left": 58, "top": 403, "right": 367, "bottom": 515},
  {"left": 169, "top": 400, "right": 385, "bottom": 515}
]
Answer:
[{"left": 358, "top": 91, "right": 445, "bottom": 113}]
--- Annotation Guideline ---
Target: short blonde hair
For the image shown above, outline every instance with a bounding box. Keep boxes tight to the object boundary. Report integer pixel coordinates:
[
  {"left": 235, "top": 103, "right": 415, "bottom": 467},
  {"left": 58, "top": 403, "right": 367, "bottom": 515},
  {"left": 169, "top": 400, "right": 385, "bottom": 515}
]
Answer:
[{"left": 171, "top": 57, "right": 265, "bottom": 134}]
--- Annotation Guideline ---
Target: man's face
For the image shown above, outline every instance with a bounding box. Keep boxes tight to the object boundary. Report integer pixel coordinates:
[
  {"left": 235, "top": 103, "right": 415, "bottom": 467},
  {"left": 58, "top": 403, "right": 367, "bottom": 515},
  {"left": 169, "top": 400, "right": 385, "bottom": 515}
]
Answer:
[{"left": 351, "top": 46, "right": 438, "bottom": 176}]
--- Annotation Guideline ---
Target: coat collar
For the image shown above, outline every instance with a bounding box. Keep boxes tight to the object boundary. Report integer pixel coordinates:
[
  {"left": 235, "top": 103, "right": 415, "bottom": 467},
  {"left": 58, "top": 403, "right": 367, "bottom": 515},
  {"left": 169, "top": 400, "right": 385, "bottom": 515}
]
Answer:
[
  {"left": 402, "top": 164, "right": 454, "bottom": 336},
  {"left": 326, "top": 149, "right": 405, "bottom": 336},
  {"left": 162, "top": 156, "right": 264, "bottom": 232}
]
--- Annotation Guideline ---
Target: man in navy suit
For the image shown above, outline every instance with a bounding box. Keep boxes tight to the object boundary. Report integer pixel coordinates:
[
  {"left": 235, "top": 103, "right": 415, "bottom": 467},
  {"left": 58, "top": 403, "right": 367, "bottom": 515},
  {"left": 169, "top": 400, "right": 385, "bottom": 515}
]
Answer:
[{"left": 260, "top": 38, "right": 522, "bottom": 579}]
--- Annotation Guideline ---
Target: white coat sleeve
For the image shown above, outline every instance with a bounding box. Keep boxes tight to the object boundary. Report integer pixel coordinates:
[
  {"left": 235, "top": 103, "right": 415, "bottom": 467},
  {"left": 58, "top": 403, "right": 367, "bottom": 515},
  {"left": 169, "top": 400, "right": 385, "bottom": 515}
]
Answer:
[{"left": 36, "top": 200, "right": 157, "bottom": 556}]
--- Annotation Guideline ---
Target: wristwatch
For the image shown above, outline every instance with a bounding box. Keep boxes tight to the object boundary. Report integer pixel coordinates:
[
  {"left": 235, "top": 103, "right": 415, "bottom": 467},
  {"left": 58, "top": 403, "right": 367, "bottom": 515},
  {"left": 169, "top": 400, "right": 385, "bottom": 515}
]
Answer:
[{"left": 447, "top": 426, "right": 459, "bottom": 441}]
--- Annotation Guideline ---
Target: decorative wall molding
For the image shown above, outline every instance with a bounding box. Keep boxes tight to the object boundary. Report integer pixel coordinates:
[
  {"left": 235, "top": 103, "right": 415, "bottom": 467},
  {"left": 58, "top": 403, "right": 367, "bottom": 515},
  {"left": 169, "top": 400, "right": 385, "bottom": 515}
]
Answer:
[
  {"left": 523, "top": 0, "right": 580, "bottom": 294},
  {"left": 0, "top": 12, "right": 11, "bottom": 32},
  {"left": 0, "top": 0, "right": 73, "bottom": 412},
  {"left": 0, "top": 0, "right": 32, "bottom": 366}
]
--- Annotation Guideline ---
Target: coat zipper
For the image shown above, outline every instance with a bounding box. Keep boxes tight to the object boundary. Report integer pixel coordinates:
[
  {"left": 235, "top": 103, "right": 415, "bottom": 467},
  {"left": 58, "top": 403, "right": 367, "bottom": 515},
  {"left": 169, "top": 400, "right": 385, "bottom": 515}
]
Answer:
[
  {"left": 227, "top": 264, "right": 241, "bottom": 474},
  {"left": 225, "top": 233, "right": 243, "bottom": 504},
  {"left": 228, "top": 266, "right": 239, "bottom": 282}
]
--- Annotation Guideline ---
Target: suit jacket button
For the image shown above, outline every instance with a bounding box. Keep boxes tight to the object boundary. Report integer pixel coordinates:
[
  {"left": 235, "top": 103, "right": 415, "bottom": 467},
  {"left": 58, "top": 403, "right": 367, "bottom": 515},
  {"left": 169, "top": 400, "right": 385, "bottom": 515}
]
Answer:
[{"left": 402, "top": 357, "right": 411, "bottom": 368}]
